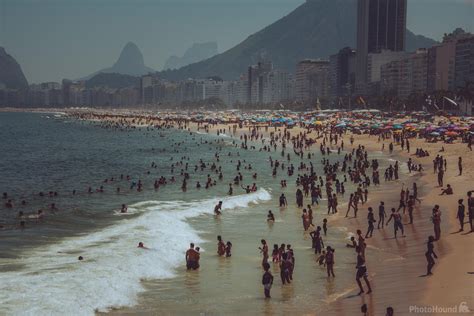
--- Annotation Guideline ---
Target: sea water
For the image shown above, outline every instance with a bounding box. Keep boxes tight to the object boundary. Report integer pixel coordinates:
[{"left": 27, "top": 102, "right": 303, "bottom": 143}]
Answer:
[{"left": 0, "top": 112, "right": 400, "bottom": 315}]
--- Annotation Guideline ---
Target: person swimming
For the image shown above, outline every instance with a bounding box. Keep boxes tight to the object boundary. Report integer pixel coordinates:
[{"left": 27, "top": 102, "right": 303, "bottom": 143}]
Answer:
[
  {"left": 121, "top": 204, "right": 128, "bottom": 213},
  {"left": 137, "top": 242, "right": 149, "bottom": 249}
]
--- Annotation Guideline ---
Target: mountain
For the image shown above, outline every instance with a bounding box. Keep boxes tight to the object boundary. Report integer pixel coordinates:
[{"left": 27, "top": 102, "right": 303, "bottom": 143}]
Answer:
[
  {"left": 0, "top": 47, "right": 29, "bottom": 89},
  {"left": 163, "top": 42, "right": 218, "bottom": 70},
  {"left": 406, "top": 30, "right": 439, "bottom": 52},
  {"left": 85, "top": 73, "right": 139, "bottom": 89},
  {"left": 83, "top": 42, "right": 154, "bottom": 79},
  {"left": 158, "top": 0, "right": 438, "bottom": 81}
]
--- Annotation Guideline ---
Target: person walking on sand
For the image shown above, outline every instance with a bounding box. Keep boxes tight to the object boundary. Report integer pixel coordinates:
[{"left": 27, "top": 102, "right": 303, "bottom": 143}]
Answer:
[
  {"left": 386, "top": 208, "right": 405, "bottom": 238},
  {"left": 468, "top": 191, "right": 474, "bottom": 232},
  {"left": 432, "top": 205, "right": 442, "bottom": 240},
  {"left": 355, "top": 246, "right": 372, "bottom": 295},
  {"left": 407, "top": 195, "right": 415, "bottom": 224},
  {"left": 262, "top": 262, "right": 273, "bottom": 298},
  {"left": 457, "top": 199, "right": 466, "bottom": 232},
  {"left": 425, "top": 235, "right": 438, "bottom": 275},
  {"left": 458, "top": 157, "right": 462, "bottom": 176},
  {"left": 378, "top": 201, "right": 386, "bottom": 229}
]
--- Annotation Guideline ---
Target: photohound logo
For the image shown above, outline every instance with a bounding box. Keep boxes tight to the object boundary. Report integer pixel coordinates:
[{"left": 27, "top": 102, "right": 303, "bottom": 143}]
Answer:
[
  {"left": 459, "top": 302, "right": 471, "bottom": 313},
  {"left": 409, "top": 302, "right": 471, "bottom": 313}
]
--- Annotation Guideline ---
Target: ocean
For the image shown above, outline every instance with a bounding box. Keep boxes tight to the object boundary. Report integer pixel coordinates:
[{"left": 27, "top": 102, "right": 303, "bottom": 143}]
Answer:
[{"left": 0, "top": 112, "right": 402, "bottom": 315}]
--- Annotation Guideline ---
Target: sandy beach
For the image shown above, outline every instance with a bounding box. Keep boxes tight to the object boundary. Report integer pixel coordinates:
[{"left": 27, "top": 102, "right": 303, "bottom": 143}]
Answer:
[
  {"left": 1, "top": 109, "right": 472, "bottom": 315},
  {"left": 323, "top": 132, "right": 474, "bottom": 315},
  {"left": 79, "top": 110, "right": 473, "bottom": 315},
  {"left": 196, "top": 121, "right": 474, "bottom": 315}
]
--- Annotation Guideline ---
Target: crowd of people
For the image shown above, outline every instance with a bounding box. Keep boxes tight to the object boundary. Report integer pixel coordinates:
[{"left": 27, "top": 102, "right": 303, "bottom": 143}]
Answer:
[{"left": 2, "top": 111, "right": 473, "bottom": 315}]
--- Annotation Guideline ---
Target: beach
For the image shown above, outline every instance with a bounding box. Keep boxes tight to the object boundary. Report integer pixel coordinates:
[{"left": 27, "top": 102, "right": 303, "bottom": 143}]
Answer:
[{"left": 0, "top": 109, "right": 472, "bottom": 315}]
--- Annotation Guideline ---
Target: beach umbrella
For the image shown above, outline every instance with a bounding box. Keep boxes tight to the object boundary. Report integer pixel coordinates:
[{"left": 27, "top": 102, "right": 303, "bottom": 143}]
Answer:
[{"left": 430, "top": 132, "right": 440, "bottom": 136}]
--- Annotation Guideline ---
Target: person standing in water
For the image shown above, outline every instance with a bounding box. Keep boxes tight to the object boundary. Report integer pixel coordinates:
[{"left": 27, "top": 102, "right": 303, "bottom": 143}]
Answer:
[
  {"left": 280, "top": 253, "right": 292, "bottom": 284},
  {"left": 185, "top": 243, "right": 200, "bottom": 270},
  {"left": 365, "top": 207, "right": 376, "bottom": 238},
  {"left": 425, "top": 235, "right": 438, "bottom": 275},
  {"left": 262, "top": 262, "right": 273, "bottom": 298},
  {"left": 267, "top": 210, "right": 275, "bottom": 222},
  {"left": 217, "top": 235, "right": 226, "bottom": 256},
  {"left": 279, "top": 193, "right": 288, "bottom": 207},
  {"left": 214, "top": 201, "right": 223, "bottom": 215},
  {"left": 325, "top": 246, "right": 335, "bottom": 277},
  {"left": 259, "top": 239, "right": 269, "bottom": 268}
]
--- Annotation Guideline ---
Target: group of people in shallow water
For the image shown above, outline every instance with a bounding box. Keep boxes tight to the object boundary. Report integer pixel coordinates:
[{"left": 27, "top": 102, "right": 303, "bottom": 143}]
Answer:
[
  {"left": 4, "top": 113, "right": 473, "bottom": 315},
  {"left": 175, "top": 120, "right": 473, "bottom": 316}
]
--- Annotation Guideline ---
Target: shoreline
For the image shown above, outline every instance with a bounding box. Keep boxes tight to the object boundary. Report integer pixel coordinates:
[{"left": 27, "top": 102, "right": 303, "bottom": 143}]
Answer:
[
  {"left": 182, "top": 122, "right": 474, "bottom": 315},
  {"left": 1, "top": 109, "right": 472, "bottom": 315}
]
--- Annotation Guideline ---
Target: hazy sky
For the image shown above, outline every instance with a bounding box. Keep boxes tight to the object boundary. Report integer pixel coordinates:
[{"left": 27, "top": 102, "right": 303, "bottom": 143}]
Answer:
[{"left": 1, "top": 0, "right": 473, "bottom": 83}]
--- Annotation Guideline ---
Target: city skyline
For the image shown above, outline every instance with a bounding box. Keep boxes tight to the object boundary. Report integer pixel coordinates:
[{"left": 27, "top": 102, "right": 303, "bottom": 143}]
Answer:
[{"left": 1, "top": 0, "right": 473, "bottom": 83}]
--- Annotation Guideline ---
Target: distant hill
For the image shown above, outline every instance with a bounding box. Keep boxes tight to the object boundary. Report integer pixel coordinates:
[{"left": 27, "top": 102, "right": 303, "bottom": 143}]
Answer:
[
  {"left": 0, "top": 47, "right": 29, "bottom": 89},
  {"left": 82, "top": 42, "right": 154, "bottom": 80},
  {"left": 406, "top": 31, "right": 439, "bottom": 52},
  {"left": 163, "top": 42, "right": 218, "bottom": 70},
  {"left": 158, "top": 0, "right": 438, "bottom": 81},
  {"left": 85, "top": 73, "right": 139, "bottom": 89}
]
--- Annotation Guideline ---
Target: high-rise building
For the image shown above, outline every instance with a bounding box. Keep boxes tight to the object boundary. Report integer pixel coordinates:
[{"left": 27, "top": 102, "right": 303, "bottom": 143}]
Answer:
[
  {"left": 454, "top": 35, "right": 474, "bottom": 90},
  {"left": 247, "top": 61, "right": 273, "bottom": 104},
  {"left": 329, "top": 47, "right": 356, "bottom": 98},
  {"left": 62, "top": 79, "right": 72, "bottom": 106},
  {"left": 355, "top": 0, "right": 407, "bottom": 94},
  {"left": 295, "top": 59, "right": 330, "bottom": 103},
  {"left": 427, "top": 30, "right": 473, "bottom": 93},
  {"left": 380, "top": 49, "right": 428, "bottom": 99}
]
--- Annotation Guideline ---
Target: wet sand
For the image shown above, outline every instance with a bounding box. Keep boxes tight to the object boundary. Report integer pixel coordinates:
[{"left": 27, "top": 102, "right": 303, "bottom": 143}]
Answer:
[{"left": 189, "top": 122, "right": 474, "bottom": 315}]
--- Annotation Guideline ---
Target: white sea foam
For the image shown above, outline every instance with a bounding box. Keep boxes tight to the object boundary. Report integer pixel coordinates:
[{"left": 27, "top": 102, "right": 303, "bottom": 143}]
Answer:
[{"left": 0, "top": 188, "right": 271, "bottom": 316}]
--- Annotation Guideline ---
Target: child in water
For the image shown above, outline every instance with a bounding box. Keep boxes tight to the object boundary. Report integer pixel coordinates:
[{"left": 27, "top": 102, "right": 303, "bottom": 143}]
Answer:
[
  {"left": 323, "top": 218, "right": 328, "bottom": 236},
  {"left": 225, "top": 241, "right": 232, "bottom": 257},
  {"left": 317, "top": 250, "right": 326, "bottom": 266}
]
